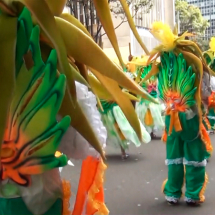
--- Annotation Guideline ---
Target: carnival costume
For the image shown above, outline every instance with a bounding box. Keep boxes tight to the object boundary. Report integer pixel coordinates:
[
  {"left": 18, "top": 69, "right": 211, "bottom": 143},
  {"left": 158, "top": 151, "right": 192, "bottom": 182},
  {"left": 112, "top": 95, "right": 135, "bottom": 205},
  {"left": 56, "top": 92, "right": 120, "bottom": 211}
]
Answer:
[
  {"left": 131, "top": 59, "right": 165, "bottom": 137},
  {"left": 0, "top": 7, "right": 110, "bottom": 214},
  {"left": 99, "top": 99, "right": 151, "bottom": 155},
  {"left": 203, "top": 38, "right": 215, "bottom": 132},
  {"left": 0, "top": 0, "right": 155, "bottom": 213},
  {"left": 146, "top": 22, "right": 213, "bottom": 205}
]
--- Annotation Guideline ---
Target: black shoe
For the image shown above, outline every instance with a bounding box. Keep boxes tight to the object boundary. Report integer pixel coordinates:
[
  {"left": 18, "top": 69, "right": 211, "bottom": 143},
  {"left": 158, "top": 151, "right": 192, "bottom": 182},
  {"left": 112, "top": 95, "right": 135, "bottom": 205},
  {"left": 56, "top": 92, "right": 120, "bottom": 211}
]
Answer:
[{"left": 186, "top": 201, "right": 200, "bottom": 206}]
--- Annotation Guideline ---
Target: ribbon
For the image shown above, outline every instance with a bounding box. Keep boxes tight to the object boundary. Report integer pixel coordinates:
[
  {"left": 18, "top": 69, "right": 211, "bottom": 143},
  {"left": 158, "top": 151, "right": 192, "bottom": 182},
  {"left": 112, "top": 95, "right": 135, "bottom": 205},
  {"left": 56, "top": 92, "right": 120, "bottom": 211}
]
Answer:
[{"left": 166, "top": 109, "right": 182, "bottom": 135}]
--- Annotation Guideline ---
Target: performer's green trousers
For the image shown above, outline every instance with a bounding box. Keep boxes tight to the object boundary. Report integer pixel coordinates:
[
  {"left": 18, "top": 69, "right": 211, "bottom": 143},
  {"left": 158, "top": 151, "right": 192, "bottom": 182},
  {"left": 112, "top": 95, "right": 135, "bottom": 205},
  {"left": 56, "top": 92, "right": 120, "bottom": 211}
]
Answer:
[
  {"left": 0, "top": 197, "right": 62, "bottom": 215},
  {"left": 208, "top": 107, "right": 215, "bottom": 129},
  {"left": 163, "top": 113, "right": 208, "bottom": 202}
]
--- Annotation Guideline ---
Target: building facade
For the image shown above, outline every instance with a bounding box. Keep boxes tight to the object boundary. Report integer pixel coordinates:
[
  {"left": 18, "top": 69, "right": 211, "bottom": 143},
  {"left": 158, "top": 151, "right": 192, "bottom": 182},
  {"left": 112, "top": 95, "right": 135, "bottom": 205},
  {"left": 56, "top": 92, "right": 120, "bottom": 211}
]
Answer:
[{"left": 185, "top": 0, "right": 215, "bottom": 40}]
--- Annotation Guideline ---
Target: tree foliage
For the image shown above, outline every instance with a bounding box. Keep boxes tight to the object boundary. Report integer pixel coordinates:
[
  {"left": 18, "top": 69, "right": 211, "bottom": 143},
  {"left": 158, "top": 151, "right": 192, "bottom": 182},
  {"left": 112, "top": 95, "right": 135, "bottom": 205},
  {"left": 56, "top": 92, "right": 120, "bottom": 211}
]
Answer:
[
  {"left": 175, "top": 0, "right": 210, "bottom": 51},
  {"left": 110, "top": 0, "right": 153, "bottom": 20},
  {"left": 175, "top": 0, "right": 209, "bottom": 35}
]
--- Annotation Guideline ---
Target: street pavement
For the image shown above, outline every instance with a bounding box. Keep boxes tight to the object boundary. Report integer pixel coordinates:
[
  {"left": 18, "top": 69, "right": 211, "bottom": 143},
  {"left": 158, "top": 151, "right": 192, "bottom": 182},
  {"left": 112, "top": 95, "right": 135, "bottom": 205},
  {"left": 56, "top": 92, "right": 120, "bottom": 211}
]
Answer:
[{"left": 61, "top": 132, "right": 215, "bottom": 215}]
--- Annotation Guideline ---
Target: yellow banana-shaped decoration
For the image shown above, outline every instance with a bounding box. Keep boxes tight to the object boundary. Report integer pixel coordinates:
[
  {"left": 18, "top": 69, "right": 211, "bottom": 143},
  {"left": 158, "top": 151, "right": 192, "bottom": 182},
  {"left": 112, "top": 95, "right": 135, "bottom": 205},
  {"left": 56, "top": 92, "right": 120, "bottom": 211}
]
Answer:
[
  {"left": 140, "top": 60, "right": 160, "bottom": 84},
  {"left": 91, "top": 68, "right": 142, "bottom": 141},
  {"left": 53, "top": 16, "right": 156, "bottom": 103},
  {"left": 58, "top": 65, "right": 90, "bottom": 88},
  {"left": 119, "top": 0, "right": 149, "bottom": 55},
  {"left": 123, "top": 91, "right": 140, "bottom": 102},
  {"left": 5, "top": 0, "right": 76, "bottom": 104},
  {"left": 93, "top": 0, "right": 126, "bottom": 69},
  {"left": 88, "top": 73, "right": 140, "bottom": 101},
  {"left": 180, "top": 50, "right": 203, "bottom": 124},
  {"left": 45, "top": 0, "right": 66, "bottom": 16},
  {"left": 60, "top": 13, "right": 92, "bottom": 38},
  {"left": 0, "top": 14, "right": 17, "bottom": 162},
  {"left": 75, "top": 61, "right": 89, "bottom": 83},
  {"left": 88, "top": 73, "right": 114, "bottom": 100}
]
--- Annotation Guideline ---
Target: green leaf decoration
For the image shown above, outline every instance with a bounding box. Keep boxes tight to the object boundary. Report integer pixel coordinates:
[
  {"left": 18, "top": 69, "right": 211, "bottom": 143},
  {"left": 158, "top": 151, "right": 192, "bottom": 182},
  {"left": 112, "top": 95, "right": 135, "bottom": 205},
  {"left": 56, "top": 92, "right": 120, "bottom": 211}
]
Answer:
[
  {"left": 0, "top": 12, "right": 17, "bottom": 165},
  {"left": 1, "top": 7, "right": 70, "bottom": 186},
  {"left": 158, "top": 52, "right": 197, "bottom": 108}
]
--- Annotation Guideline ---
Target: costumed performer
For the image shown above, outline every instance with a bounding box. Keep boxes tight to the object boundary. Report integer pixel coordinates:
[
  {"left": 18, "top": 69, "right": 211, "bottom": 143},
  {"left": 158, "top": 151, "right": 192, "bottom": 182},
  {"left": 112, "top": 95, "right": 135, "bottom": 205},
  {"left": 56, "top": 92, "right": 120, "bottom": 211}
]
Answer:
[{"left": 147, "top": 22, "right": 213, "bottom": 206}]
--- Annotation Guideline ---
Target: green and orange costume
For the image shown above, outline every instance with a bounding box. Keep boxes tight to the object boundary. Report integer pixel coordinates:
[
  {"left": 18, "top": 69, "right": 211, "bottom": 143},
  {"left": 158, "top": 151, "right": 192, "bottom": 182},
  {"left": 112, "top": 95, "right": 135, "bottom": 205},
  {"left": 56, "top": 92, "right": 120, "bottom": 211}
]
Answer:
[
  {"left": 0, "top": 6, "right": 108, "bottom": 215},
  {"left": 203, "top": 37, "right": 215, "bottom": 131},
  {"left": 147, "top": 22, "right": 213, "bottom": 205}
]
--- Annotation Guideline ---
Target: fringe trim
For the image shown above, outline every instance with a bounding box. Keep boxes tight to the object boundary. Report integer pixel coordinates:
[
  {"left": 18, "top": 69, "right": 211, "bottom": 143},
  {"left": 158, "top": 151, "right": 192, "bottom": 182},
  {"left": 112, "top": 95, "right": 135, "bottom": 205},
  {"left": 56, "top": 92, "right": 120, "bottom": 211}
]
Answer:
[
  {"left": 161, "top": 179, "right": 168, "bottom": 193},
  {"left": 200, "top": 123, "right": 213, "bottom": 154},
  {"left": 199, "top": 173, "right": 208, "bottom": 203},
  {"left": 183, "top": 158, "right": 207, "bottom": 167},
  {"left": 87, "top": 158, "right": 109, "bottom": 215},
  {"left": 203, "top": 116, "right": 211, "bottom": 130},
  {"left": 62, "top": 180, "right": 72, "bottom": 215},
  {"left": 165, "top": 158, "right": 183, "bottom": 165}
]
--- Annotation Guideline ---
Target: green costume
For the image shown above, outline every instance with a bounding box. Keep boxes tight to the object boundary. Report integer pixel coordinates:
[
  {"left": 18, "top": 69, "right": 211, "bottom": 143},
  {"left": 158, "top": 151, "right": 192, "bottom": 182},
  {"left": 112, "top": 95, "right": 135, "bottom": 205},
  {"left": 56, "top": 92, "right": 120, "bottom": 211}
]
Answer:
[
  {"left": 0, "top": 8, "right": 70, "bottom": 215},
  {"left": 147, "top": 21, "right": 213, "bottom": 205},
  {"left": 158, "top": 52, "right": 211, "bottom": 205},
  {"left": 99, "top": 99, "right": 151, "bottom": 150},
  {"left": 208, "top": 107, "right": 215, "bottom": 130}
]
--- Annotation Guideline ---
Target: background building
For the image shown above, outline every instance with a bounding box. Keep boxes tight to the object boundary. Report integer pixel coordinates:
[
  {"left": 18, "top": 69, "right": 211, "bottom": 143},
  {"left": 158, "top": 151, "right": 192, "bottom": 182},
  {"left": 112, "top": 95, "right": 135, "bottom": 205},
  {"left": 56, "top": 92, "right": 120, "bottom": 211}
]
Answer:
[{"left": 185, "top": 0, "right": 215, "bottom": 40}]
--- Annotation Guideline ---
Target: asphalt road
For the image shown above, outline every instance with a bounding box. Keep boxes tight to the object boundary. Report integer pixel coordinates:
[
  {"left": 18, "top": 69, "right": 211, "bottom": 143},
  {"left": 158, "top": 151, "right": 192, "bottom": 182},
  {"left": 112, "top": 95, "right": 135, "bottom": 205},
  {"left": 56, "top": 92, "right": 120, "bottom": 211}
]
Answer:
[{"left": 61, "top": 132, "right": 215, "bottom": 215}]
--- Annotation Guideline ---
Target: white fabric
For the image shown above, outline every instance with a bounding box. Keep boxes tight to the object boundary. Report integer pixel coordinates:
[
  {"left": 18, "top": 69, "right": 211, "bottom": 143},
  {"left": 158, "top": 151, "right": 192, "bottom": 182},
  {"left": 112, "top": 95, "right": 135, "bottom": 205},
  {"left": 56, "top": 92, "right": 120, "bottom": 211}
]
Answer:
[
  {"left": 59, "top": 82, "right": 107, "bottom": 160},
  {"left": 183, "top": 158, "right": 207, "bottom": 167},
  {"left": 210, "top": 76, "right": 215, "bottom": 91},
  {"left": 165, "top": 158, "right": 183, "bottom": 165},
  {"left": 165, "top": 196, "right": 179, "bottom": 202},
  {"left": 184, "top": 197, "right": 197, "bottom": 203}
]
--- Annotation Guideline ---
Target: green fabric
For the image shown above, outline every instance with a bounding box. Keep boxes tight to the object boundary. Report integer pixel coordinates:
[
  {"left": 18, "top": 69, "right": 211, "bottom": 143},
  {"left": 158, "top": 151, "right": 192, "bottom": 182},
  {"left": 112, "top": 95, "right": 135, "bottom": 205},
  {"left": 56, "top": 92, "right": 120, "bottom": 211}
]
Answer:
[
  {"left": 0, "top": 197, "right": 62, "bottom": 215},
  {"left": 164, "top": 113, "right": 207, "bottom": 201},
  {"left": 208, "top": 107, "right": 215, "bottom": 128},
  {"left": 101, "top": 110, "right": 128, "bottom": 149}
]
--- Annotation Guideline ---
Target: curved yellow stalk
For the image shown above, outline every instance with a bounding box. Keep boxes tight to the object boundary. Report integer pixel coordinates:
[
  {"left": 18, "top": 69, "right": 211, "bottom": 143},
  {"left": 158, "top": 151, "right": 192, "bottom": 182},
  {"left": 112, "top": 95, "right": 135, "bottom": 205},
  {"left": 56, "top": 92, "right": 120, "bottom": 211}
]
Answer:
[
  {"left": 119, "top": 0, "right": 149, "bottom": 55},
  {"left": 0, "top": 14, "right": 17, "bottom": 165},
  {"left": 93, "top": 0, "right": 126, "bottom": 69},
  {"left": 45, "top": 0, "right": 66, "bottom": 16},
  {"left": 88, "top": 73, "right": 140, "bottom": 102},
  {"left": 7, "top": 0, "right": 77, "bottom": 104},
  {"left": 54, "top": 16, "right": 156, "bottom": 102},
  {"left": 88, "top": 73, "right": 114, "bottom": 101},
  {"left": 180, "top": 50, "right": 203, "bottom": 129},
  {"left": 60, "top": 13, "right": 92, "bottom": 38}
]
